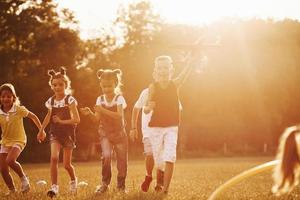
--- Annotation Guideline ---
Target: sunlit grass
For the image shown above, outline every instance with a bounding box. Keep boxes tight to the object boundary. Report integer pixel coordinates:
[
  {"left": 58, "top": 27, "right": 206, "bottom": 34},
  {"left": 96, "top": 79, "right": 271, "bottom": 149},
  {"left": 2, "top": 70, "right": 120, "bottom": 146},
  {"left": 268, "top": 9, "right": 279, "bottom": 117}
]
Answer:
[{"left": 0, "top": 157, "right": 299, "bottom": 199}]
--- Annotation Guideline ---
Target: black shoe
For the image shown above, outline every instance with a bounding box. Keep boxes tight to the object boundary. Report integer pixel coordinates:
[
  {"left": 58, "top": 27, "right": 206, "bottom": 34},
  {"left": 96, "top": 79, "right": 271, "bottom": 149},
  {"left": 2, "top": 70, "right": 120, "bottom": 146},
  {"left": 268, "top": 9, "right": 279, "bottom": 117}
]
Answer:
[
  {"left": 47, "top": 190, "right": 56, "bottom": 198},
  {"left": 47, "top": 185, "right": 59, "bottom": 198}
]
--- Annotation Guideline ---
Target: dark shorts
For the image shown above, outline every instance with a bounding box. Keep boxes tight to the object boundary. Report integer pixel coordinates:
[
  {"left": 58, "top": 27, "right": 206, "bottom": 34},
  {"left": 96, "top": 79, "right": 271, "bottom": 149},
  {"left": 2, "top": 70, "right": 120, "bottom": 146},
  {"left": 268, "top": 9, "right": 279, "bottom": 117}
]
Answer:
[{"left": 50, "top": 134, "right": 76, "bottom": 149}]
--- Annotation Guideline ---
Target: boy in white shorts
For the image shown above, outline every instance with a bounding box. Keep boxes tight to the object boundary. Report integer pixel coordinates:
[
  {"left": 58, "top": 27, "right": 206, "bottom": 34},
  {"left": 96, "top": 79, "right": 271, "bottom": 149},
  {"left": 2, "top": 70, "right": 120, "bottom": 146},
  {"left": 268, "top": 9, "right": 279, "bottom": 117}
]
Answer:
[{"left": 144, "top": 55, "right": 194, "bottom": 194}]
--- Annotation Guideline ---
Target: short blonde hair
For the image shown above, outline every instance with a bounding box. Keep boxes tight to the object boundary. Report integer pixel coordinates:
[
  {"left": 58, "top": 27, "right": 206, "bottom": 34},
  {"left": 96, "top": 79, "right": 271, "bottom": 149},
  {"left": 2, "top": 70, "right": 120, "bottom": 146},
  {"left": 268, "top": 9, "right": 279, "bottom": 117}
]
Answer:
[{"left": 154, "top": 55, "right": 173, "bottom": 68}]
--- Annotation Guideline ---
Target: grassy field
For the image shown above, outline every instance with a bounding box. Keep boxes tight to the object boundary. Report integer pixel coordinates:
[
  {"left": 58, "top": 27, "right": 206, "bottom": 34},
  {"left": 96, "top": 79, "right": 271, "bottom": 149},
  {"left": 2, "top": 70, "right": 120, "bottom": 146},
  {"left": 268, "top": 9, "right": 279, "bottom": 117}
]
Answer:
[{"left": 0, "top": 157, "right": 299, "bottom": 200}]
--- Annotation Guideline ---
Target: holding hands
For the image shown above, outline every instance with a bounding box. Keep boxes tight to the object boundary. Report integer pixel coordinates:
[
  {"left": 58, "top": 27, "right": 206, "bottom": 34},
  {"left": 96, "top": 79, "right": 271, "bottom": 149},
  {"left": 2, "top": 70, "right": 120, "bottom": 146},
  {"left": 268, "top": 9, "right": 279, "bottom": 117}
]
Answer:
[{"left": 37, "top": 130, "right": 46, "bottom": 143}]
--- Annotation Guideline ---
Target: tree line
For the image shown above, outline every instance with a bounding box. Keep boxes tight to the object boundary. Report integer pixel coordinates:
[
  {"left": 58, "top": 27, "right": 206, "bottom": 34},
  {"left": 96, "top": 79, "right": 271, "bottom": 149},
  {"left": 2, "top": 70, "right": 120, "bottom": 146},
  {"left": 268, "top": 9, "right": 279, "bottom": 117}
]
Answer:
[{"left": 1, "top": 0, "right": 300, "bottom": 161}]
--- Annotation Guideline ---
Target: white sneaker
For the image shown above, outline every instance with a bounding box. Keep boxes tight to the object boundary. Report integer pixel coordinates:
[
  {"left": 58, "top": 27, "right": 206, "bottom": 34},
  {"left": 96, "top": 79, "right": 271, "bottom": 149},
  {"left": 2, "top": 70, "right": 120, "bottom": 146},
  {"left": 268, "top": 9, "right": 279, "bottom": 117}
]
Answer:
[
  {"left": 47, "top": 184, "right": 59, "bottom": 198},
  {"left": 20, "top": 176, "right": 30, "bottom": 193},
  {"left": 95, "top": 184, "right": 109, "bottom": 195},
  {"left": 70, "top": 178, "right": 77, "bottom": 194}
]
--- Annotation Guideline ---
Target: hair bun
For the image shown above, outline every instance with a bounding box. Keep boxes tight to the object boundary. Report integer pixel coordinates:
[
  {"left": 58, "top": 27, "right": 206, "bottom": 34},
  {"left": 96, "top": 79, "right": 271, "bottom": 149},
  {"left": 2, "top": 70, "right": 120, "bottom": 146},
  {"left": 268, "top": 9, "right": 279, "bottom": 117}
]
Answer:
[
  {"left": 47, "top": 69, "right": 56, "bottom": 77},
  {"left": 113, "top": 69, "right": 122, "bottom": 76},
  {"left": 60, "top": 67, "right": 67, "bottom": 75},
  {"left": 97, "top": 69, "right": 105, "bottom": 79}
]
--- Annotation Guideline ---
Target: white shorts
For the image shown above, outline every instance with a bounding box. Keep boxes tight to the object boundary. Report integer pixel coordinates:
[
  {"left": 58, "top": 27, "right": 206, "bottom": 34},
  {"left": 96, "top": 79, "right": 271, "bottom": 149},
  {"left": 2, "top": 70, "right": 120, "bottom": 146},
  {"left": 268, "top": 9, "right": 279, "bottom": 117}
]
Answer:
[
  {"left": 148, "top": 126, "right": 178, "bottom": 171},
  {"left": 142, "top": 137, "right": 152, "bottom": 156},
  {"left": 0, "top": 144, "right": 23, "bottom": 154}
]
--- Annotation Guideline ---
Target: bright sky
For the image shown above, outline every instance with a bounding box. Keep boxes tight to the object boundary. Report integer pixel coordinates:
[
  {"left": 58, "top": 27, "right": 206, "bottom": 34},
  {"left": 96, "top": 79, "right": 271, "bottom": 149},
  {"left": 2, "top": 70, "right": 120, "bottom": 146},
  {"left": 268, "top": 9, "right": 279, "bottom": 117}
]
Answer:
[{"left": 57, "top": 0, "right": 300, "bottom": 39}]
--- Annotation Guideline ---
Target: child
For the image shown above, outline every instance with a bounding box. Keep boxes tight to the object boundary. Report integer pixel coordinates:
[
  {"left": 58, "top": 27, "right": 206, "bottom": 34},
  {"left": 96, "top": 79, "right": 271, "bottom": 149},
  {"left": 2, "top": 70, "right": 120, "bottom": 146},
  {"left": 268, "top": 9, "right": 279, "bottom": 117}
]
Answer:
[
  {"left": 144, "top": 55, "right": 194, "bottom": 194},
  {"left": 38, "top": 67, "right": 80, "bottom": 197},
  {"left": 130, "top": 88, "right": 162, "bottom": 192},
  {"left": 80, "top": 69, "right": 128, "bottom": 194},
  {"left": 0, "top": 83, "right": 45, "bottom": 195},
  {"left": 272, "top": 125, "right": 300, "bottom": 195}
]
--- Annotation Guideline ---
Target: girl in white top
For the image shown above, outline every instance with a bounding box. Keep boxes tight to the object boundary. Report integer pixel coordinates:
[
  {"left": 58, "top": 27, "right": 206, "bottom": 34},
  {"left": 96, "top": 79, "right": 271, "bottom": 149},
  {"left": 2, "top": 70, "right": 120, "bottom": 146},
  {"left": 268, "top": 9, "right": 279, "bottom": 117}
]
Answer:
[
  {"left": 38, "top": 67, "right": 80, "bottom": 197},
  {"left": 80, "top": 69, "right": 128, "bottom": 194}
]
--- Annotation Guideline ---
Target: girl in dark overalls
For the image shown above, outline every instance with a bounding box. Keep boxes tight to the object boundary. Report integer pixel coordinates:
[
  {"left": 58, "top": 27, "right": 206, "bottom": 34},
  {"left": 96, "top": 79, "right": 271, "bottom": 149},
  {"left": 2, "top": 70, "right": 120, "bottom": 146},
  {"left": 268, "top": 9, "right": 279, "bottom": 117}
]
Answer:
[
  {"left": 80, "top": 69, "right": 128, "bottom": 194},
  {"left": 38, "top": 67, "right": 80, "bottom": 197}
]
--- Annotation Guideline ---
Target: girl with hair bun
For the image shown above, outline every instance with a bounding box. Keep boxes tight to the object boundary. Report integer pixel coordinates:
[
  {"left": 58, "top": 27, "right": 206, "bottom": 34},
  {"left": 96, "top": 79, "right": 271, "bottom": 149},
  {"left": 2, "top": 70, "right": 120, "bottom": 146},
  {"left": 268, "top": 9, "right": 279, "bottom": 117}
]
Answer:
[
  {"left": 80, "top": 68, "right": 128, "bottom": 194},
  {"left": 38, "top": 67, "right": 80, "bottom": 197}
]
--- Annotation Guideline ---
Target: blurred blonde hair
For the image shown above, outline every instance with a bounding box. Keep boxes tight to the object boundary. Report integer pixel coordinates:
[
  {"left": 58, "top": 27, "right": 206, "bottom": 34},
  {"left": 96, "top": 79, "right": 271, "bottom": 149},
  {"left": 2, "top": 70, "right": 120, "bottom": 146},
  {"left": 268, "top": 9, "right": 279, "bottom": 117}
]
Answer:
[
  {"left": 154, "top": 55, "right": 173, "bottom": 69},
  {"left": 0, "top": 83, "right": 20, "bottom": 106},
  {"left": 273, "top": 126, "right": 300, "bottom": 195}
]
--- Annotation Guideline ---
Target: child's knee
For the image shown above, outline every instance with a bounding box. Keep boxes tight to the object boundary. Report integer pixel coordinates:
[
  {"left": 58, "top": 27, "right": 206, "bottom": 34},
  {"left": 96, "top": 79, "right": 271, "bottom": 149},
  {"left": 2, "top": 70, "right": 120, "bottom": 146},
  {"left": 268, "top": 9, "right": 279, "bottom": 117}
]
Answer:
[
  {"left": 50, "top": 156, "right": 59, "bottom": 164},
  {"left": 5, "top": 158, "right": 16, "bottom": 167},
  {"left": 102, "top": 154, "right": 111, "bottom": 165}
]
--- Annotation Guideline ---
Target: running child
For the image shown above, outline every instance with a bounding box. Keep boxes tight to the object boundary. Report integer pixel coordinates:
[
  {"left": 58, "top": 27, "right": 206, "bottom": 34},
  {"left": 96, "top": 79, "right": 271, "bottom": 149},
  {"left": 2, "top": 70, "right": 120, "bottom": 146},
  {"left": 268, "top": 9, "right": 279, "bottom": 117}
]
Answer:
[
  {"left": 0, "top": 83, "right": 45, "bottom": 195},
  {"left": 38, "top": 67, "right": 80, "bottom": 197},
  {"left": 80, "top": 69, "right": 128, "bottom": 194}
]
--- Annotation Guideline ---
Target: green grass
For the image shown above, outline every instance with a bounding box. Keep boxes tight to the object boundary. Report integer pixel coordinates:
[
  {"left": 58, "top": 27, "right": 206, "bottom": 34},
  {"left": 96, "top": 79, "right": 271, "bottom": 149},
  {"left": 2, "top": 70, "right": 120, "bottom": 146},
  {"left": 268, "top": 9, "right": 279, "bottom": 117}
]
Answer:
[{"left": 1, "top": 157, "right": 299, "bottom": 199}]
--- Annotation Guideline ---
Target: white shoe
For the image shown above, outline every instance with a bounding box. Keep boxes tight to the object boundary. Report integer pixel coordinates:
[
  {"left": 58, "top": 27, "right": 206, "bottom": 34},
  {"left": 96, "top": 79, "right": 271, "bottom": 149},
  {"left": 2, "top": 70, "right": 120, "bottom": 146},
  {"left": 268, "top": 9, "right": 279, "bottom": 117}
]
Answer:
[
  {"left": 70, "top": 178, "right": 77, "bottom": 194},
  {"left": 47, "top": 184, "right": 59, "bottom": 198},
  {"left": 95, "top": 184, "right": 109, "bottom": 195},
  {"left": 20, "top": 176, "right": 30, "bottom": 193}
]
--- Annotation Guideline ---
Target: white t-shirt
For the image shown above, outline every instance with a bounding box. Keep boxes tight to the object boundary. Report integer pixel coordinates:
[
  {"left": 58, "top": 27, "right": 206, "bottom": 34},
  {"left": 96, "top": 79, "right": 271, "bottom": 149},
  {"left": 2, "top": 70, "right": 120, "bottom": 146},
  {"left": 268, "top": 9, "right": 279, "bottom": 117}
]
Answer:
[
  {"left": 134, "top": 89, "right": 152, "bottom": 135},
  {"left": 45, "top": 95, "right": 77, "bottom": 109},
  {"left": 134, "top": 88, "right": 183, "bottom": 137},
  {"left": 96, "top": 95, "right": 127, "bottom": 109}
]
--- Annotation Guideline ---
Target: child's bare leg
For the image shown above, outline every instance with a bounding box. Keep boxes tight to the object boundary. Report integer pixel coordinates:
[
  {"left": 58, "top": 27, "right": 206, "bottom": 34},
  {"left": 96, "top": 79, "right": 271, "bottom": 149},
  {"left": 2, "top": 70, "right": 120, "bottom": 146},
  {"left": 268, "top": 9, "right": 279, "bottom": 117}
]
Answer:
[
  {"left": 6, "top": 147, "right": 25, "bottom": 178},
  {"left": 50, "top": 143, "right": 61, "bottom": 185},
  {"left": 162, "top": 161, "right": 174, "bottom": 193},
  {"left": 0, "top": 153, "right": 15, "bottom": 190},
  {"left": 63, "top": 148, "right": 76, "bottom": 180},
  {"left": 145, "top": 155, "right": 154, "bottom": 176}
]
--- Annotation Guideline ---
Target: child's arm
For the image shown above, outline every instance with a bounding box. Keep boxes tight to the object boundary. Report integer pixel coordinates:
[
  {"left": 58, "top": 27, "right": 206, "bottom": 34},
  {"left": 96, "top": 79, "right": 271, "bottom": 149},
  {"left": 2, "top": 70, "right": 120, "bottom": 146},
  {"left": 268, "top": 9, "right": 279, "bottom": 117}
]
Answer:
[
  {"left": 173, "top": 58, "right": 194, "bottom": 88},
  {"left": 129, "top": 107, "right": 140, "bottom": 142},
  {"left": 80, "top": 107, "right": 100, "bottom": 123},
  {"left": 53, "top": 103, "right": 80, "bottom": 125},
  {"left": 95, "top": 104, "right": 123, "bottom": 119},
  {"left": 27, "top": 112, "right": 42, "bottom": 129},
  {"left": 37, "top": 109, "right": 52, "bottom": 142},
  {"left": 144, "top": 83, "right": 155, "bottom": 114},
  {"left": 27, "top": 112, "right": 46, "bottom": 143}
]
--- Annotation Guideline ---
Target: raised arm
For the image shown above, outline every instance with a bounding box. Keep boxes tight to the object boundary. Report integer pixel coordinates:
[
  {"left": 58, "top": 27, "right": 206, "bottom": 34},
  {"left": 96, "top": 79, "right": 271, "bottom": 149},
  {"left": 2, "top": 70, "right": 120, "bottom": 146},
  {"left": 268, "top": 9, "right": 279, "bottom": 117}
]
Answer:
[{"left": 173, "top": 56, "right": 194, "bottom": 88}]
